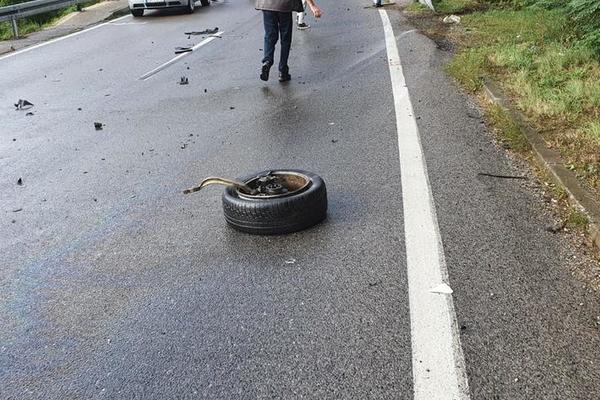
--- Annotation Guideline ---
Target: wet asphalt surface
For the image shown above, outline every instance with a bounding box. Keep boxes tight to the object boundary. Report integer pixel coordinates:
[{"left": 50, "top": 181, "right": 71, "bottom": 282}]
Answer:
[{"left": 1, "top": 0, "right": 600, "bottom": 399}]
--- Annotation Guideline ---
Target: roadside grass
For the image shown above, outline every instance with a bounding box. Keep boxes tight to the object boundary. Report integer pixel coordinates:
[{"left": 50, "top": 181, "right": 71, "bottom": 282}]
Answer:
[
  {"left": 483, "top": 103, "right": 530, "bottom": 152},
  {"left": 438, "top": 4, "right": 600, "bottom": 196},
  {"left": 406, "top": 2, "right": 429, "bottom": 12},
  {"left": 433, "top": 0, "right": 480, "bottom": 14},
  {"left": 0, "top": 1, "right": 98, "bottom": 41},
  {"left": 567, "top": 208, "right": 589, "bottom": 229}
]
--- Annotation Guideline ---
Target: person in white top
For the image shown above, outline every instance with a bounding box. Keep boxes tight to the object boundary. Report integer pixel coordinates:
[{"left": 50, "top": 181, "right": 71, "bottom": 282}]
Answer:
[{"left": 297, "top": 0, "right": 309, "bottom": 30}]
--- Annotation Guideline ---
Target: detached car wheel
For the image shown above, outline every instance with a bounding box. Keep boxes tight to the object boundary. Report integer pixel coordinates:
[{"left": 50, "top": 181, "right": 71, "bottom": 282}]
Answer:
[
  {"left": 222, "top": 170, "right": 327, "bottom": 235},
  {"left": 130, "top": 8, "right": 143, "bottom": 16}
]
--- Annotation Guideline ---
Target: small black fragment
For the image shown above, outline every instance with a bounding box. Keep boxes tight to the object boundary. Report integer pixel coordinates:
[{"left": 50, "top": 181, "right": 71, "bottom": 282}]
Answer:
[
  {"left": 14, "top": 99, "right": 34, "bottom": 110},
  {"left": 94, "top": 122, "right": 103, "bottom": 130},
  {"left": 17, "top": 178, "right": 22, "bottom": 186}
]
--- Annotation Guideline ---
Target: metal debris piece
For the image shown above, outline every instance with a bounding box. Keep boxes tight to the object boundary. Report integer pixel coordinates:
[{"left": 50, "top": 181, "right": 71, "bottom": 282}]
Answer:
[
  {"left": 184, "top": 27, "right": 219, "bottom": 35},
  {"left": 175, "top": 46, "right": 193, "bottom": 54},
  {"left": 17, "top": 178, "right": 23, "bottom": 186},
  {"left": 183, "top": 177, "right": 256, "bottom": 195},
  {"left": 14, "top": 99, "right": 33, "bottom": 110},
  {"left": 25, "top": 112, "right": 34, "bottom": 116},
  {"left": 179, "top": 76, "right": 189, "bottom": 85},
  {"left": 94, "top": 122, "right": 104, "bottom": 130}
]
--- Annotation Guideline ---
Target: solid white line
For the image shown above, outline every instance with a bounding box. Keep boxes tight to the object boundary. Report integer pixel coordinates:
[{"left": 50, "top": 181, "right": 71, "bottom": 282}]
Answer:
[
  {"left": 379, "top": 10, "right": 470, "bottom": 400},
  {"left": 138, "top": 31, "right": 224, "bottom": 80},
  {"left": 0, "top": 15, "right": 131, "bottom": 62}
]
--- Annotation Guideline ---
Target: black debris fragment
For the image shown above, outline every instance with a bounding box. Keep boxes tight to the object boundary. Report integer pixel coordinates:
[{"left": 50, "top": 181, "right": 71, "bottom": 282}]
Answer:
[
  {"left": 478, "top": 172, "right": 527, "bottom": 180},
  {"left": 17, "top": 178, "right": 23, "bottom": 186},
  {"left": 184, "top": 27, "right": 218, "bottom": 35},
  {"left": 77, "top": 108, "right": 82, "bottom": 111},
  {"left": 12, "top": 208, "right": 23, "bottom": 212},
  {"left": 175, "top": 46, "right": 193, "bottom": 54},
  {"left": 179, "top": 76, "right": 189, "bottom": 85},
  {"left": 204, "top": 89, "right": 207, "bottom": 93},
  {"left": 229, "top": 106, "right": 235, "bottom": 110},
  {"left": 331, "top": 139, "right": 338, "bottom": 143},
  {"left": 94, "top": 122, "right": 104, "bottom": 130},
  {"left": 14, "top": 99, "right": 34, "bottom": 110},
  {"left": 25, "top": 112, "right": 34, "bottom": 116}
]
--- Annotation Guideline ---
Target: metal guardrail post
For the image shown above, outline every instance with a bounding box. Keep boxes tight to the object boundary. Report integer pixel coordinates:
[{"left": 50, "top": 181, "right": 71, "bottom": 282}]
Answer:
[{"left": 11, "top": 16, "right": 19, "bottom": 39}]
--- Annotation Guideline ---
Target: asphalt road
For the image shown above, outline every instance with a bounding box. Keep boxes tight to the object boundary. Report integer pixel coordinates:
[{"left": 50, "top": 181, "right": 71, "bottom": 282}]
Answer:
[{"left": 1, "top": 0, "right": 600, "bottom": 399}]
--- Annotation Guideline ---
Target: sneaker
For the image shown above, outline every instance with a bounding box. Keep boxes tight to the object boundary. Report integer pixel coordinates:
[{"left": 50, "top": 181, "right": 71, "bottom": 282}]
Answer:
[
  {"left": 297, "top": 22, "right": 310, "bottom": 30},
  {"left": 279, "top": 72, "right": 291, "bottom": 82},
  {"left": 260, "top": 62, "right": 272, "bottom": 81}
]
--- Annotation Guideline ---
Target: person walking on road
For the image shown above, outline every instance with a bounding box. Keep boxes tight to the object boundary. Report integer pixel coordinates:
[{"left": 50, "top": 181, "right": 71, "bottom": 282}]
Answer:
[
  {"left": 256, "top": 0, "right": 322, "bottom": 82},
  {"left": 297, "top": 0, "right": 309, "bottom": 30}
]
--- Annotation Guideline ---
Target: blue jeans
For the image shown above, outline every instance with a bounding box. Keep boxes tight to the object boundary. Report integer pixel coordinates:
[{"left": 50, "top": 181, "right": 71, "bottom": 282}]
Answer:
[{"left": 262, "top": 10, "right": 293, "bottom": 73}]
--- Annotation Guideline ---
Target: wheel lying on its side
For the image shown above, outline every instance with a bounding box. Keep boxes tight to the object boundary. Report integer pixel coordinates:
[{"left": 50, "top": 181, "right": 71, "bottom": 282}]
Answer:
[{"left": 222, "top": 170, "right": 327, "bottom": 235}]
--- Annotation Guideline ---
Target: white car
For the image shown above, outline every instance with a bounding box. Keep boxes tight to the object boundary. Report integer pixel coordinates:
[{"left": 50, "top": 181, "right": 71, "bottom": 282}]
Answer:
[{"left": 128, "top": 0, "right": 209, "bottom": 17}]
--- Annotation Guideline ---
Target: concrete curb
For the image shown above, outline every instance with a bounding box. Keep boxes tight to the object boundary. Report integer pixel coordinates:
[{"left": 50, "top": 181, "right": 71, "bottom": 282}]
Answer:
[{"left": 482, "top": 78, "right": 600, "bottom": 250}]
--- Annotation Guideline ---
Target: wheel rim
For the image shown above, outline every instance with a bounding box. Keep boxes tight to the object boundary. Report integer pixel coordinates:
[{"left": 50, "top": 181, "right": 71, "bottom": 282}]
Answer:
[{"left": 238, "top": 171, "right": 312, "bottom": 199}]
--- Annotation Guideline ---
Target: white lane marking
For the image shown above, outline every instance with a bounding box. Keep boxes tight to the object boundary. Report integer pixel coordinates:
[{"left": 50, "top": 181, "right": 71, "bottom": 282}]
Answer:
[
  {"left": 111, "top": 22, "right": 148, "bottom": 25},
  {"left": 138, "top": 31, "right": 224, "bottom": 80},
  {"left": 379, "top": 10, "right": 471, "bottom": 400},
  {"left": 0, "top": 15, "right": 131, "bottom": 62}
]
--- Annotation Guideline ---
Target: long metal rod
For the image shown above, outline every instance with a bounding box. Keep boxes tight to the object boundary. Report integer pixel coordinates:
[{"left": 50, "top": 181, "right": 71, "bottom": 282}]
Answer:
[{"left": 183, "top": 177, "right": 256, "bottom": 195}]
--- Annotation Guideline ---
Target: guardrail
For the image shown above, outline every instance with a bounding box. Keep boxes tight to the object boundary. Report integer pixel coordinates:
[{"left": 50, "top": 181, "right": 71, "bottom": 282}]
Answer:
[{"left": 0, "top": 0, "right": 91, "bottom": 39}]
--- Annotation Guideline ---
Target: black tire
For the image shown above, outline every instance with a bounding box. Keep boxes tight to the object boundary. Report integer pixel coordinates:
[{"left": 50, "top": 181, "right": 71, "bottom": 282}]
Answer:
[
  {"left": 200, "top": 0, "right": 210, "bottom": 5},
  {"left": 222, "top": 170, "right": 327, "bottom": 235},
  {"left": 130, "top": 8, "right": 144, "bottom": 17},
  {"left": 185, "top": 0, "right": 195, "bottom": 13}
]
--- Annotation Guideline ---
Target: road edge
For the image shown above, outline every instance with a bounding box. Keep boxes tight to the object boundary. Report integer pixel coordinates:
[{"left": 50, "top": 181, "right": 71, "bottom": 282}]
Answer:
[
  {"left": 0, "top": 1, "right": 129, "bottom": 56},
  {"left": 482, "top": 78, "right": 600, "bottom": 250}
]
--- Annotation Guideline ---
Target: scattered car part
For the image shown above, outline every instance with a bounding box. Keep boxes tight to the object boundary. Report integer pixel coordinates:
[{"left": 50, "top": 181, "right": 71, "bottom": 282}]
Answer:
[
  {"left": 17, "top": 178, "right": 23, "bottom": 186},
  {"left": 175, "top": 46, "right": 193, "bottom": 54},
  {"left": 94, "top": 122, "right": 103, "bottom": 130},
  {"left": 184, "top": 27, "right": 219, "bottom": 35},
  {"left": 179, "top": 76, "right": 189, "bottom": 85},
  {"left": 184, "top": 170, "right": 327, "bottom": 235},
  {"left": 14, "top": 99, "right": 33, "bottom": 110}
]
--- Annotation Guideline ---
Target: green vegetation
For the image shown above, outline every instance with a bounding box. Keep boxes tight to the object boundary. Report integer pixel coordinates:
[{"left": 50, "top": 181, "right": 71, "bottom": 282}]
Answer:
[
  {"left": 431, "top": 0, "right": 600, "bottom": 195},
  {"left": 484, "top": 103, "right": 530, "bottom": 152},
  {"left": 567, "top": 207, "right": 589, "bottom": 229},
  {"left": 0, "top": 0, "right": 98, "bottom": 41}
]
